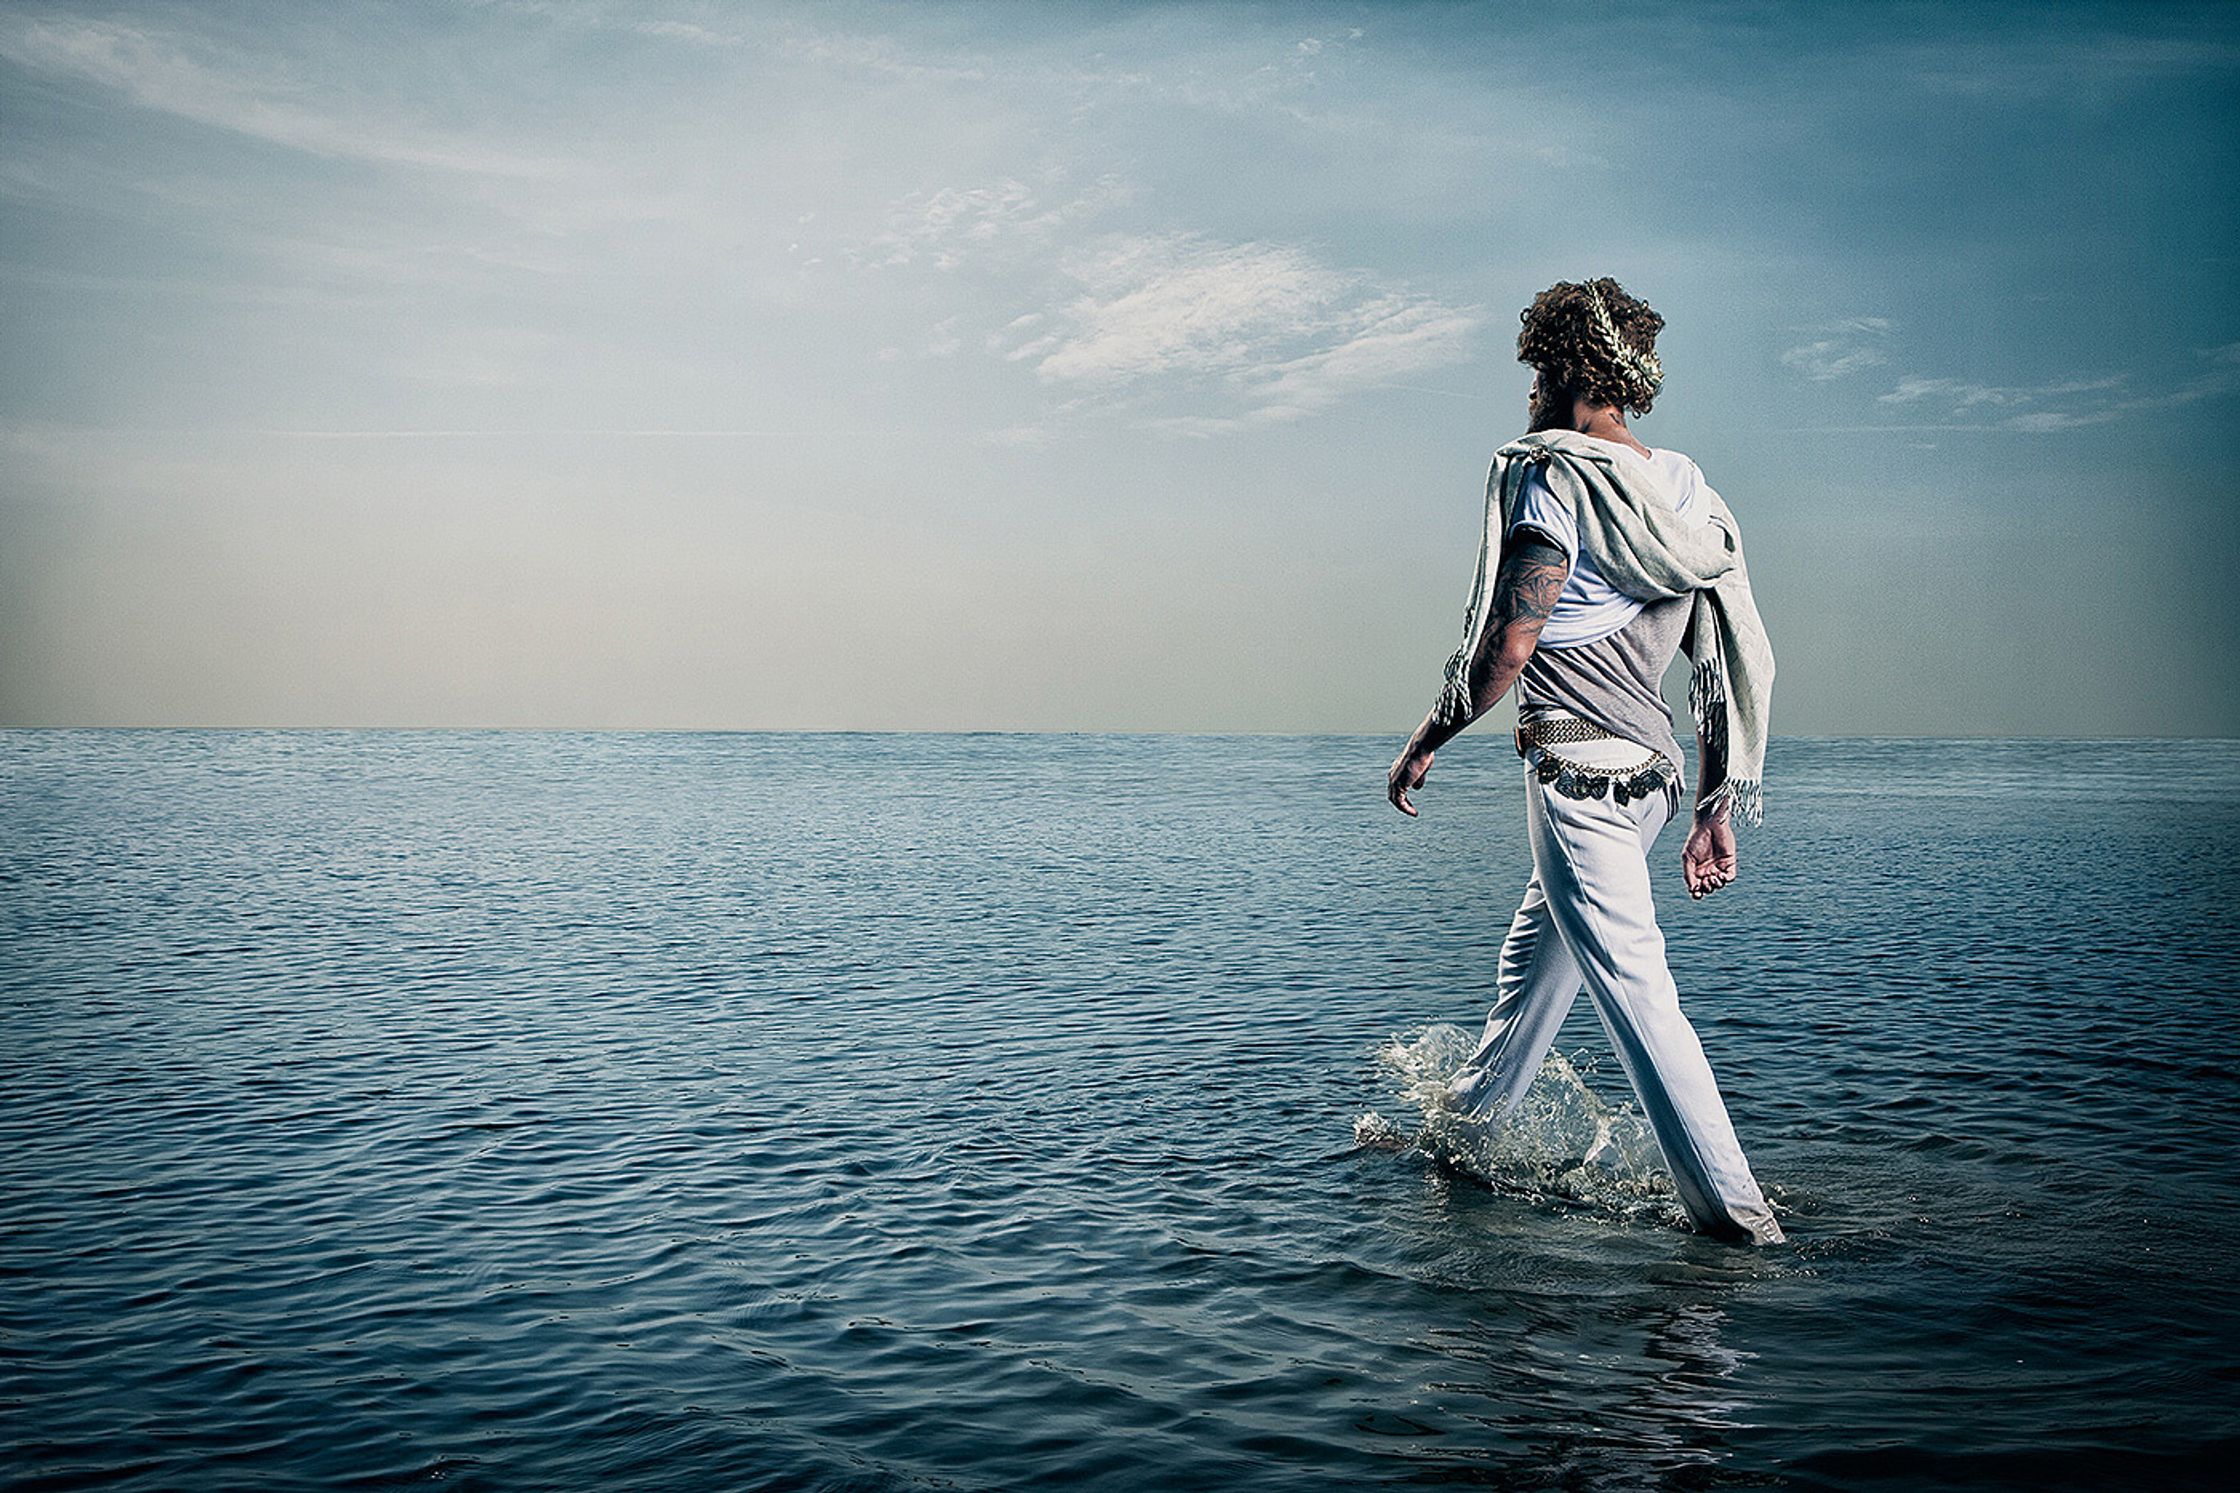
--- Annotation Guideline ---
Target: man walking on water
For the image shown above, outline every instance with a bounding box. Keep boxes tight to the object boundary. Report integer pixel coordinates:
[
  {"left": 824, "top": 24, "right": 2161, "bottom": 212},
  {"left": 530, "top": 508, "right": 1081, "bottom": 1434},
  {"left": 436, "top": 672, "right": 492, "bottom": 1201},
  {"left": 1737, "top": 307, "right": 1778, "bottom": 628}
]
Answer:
[{"left": 1386, "top": 277, "right": 1785, "bottom": 1246}]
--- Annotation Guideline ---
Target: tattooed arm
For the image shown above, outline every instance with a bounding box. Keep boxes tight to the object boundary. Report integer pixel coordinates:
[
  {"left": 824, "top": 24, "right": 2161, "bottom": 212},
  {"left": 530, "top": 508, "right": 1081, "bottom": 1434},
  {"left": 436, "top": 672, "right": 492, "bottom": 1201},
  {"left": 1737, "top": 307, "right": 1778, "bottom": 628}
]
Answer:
[
  {"left": 1387, "top": 528, "right": 1569, "bottom": 817},
  {"left": 1430, "top": 528, "right": 1570, "bottom": 737}
]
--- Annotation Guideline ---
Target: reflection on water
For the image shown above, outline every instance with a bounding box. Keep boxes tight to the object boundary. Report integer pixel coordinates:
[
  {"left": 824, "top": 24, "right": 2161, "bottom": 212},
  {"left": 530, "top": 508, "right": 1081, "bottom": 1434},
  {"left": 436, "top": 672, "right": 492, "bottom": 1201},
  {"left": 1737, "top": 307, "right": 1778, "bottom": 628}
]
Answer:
[
  {"left": 1428, "top": 1294, "right": 1754, "bottom": 1488},
  {"left": 3, "top": 731, "right": 2236, "bottom": 1489}
]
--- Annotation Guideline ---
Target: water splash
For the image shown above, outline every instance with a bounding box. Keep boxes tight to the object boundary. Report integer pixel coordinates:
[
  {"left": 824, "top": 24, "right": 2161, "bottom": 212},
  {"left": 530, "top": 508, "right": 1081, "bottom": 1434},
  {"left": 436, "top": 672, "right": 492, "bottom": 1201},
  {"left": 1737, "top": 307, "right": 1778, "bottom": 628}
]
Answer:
[
  {"left": 1351, "top": 1109, "right": 1410, "bottom": 1151},
  {"left": 1363, "top": 1024, "right": 1686, "bottom": 1227}
]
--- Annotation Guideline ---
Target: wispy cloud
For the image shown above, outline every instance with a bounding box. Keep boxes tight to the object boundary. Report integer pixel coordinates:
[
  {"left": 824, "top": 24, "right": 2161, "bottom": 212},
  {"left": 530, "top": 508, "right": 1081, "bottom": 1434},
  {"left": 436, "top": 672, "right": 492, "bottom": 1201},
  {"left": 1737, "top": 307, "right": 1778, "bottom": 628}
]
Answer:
[
  {"left": 1027, "top": 235, "right": 1357, "bottom": 384},
  {"left": 1904, "top": 33, "right": 2240, "bottom": 100},
  {"left": 1877, "top": 373, "right": 2127, "bottom": 410},
  {"left": 853, "top": 176, "right": 1133, "bottom": 270},
  {"left": 0, "top": 15, "right": 560, "bottom": 176},
  {"left": 773, "top": 27, "right": 992, "bottom": 83},
  {"left": 996, "top": 233, "right": 1477, "bottom": 433},
  {"left": 1853, "top": 343, "right": 2240, "bottom": 433},
  {"left": 1154, "top": 295, "right": 1483, "bottom": 436},
  {"left": 850, "top": 177, "right": 1479, "bottom": 435},
  {"left": 2159, "top": 339, "right": 2240, "bottom": 407},
  {"left": 1780, "top": 316, "right": 1892, "bottom": 381},
  {"left": 1875, "top": 372, "right": 2130, "bottom": 430},
  {"left": 465, "top": 0, "right": 745, "bottom": 48}
]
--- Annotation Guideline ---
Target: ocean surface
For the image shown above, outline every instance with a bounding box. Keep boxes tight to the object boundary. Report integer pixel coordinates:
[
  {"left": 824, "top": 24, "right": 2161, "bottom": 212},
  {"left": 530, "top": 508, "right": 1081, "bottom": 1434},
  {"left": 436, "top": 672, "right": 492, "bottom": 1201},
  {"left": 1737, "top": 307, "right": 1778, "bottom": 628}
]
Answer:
[{"left": 3, "top": 730, "right": 2236, "bottom": 1491}]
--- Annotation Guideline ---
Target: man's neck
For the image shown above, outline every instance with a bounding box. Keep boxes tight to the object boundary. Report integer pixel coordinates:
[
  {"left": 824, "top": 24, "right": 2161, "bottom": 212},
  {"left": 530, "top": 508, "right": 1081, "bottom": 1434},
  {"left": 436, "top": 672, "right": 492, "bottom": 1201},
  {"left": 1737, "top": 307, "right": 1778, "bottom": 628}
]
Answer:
[{"left": 1572, "top": 404, "right": 1650, "bottom": 457}]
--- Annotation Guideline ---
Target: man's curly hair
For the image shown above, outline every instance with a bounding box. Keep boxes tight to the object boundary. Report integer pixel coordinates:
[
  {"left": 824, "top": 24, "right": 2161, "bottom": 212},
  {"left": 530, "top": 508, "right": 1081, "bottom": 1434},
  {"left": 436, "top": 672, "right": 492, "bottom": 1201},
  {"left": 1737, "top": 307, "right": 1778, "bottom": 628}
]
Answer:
[{"left": 1517, "top": 277, "right": 1666, "bottom": 417}]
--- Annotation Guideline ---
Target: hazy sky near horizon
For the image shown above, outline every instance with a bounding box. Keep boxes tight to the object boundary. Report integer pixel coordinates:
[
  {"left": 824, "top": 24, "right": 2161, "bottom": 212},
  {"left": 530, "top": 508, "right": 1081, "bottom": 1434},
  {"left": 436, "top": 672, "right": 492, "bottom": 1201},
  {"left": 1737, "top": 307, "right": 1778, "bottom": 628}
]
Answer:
[{"left": 2, "top": 0, "right": 2236, "bottom": 732}]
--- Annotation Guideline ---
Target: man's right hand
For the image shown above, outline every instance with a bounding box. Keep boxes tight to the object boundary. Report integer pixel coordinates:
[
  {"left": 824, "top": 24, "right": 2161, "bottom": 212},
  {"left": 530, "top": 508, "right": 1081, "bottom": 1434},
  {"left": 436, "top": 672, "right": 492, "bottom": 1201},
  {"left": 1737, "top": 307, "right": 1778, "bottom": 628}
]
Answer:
[{"left": 1388, "top": 743, "right": 1435, "bottom": 817}]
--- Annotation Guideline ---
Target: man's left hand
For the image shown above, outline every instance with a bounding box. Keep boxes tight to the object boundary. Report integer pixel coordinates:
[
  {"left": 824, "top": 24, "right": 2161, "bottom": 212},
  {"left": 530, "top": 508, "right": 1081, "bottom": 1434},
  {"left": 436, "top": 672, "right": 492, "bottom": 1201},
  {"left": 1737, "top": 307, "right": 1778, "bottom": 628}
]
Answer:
[{"left": 1682, "top": 814, "right": 1738, "bottom": 898}]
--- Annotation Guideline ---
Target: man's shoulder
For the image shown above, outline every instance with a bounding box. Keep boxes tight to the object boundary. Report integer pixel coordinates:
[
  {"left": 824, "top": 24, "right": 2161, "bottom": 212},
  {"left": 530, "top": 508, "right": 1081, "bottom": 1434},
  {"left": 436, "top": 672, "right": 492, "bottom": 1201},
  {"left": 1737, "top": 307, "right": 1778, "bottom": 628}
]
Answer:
[
  {"left": 1496, "top": 429, "right": 1608, "bottom": 466},
  {"left": 1641, "top": 448, "right": 1713, "bottom": 514}
]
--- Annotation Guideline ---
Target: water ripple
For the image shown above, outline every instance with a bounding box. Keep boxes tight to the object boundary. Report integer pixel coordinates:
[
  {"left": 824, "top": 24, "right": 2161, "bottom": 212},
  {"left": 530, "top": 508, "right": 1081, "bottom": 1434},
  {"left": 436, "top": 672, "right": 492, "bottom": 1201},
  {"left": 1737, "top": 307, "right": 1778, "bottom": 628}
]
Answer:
[{"left": 3, "top": 731, "right": 2236, "bottom": 1490}]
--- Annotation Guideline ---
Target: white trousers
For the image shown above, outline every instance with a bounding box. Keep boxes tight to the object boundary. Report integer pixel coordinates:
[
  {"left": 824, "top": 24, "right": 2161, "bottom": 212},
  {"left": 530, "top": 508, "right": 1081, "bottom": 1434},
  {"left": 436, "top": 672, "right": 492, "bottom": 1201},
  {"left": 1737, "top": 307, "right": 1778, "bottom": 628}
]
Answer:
[{"left": 1444, "top": 721, "right": 1784, "bottom": 1244}]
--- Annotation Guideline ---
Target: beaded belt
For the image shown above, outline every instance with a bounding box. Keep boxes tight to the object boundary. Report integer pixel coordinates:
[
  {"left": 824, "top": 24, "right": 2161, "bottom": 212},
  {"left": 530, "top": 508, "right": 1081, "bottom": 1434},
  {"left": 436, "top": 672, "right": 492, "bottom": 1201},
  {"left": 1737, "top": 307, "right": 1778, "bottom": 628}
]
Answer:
[
  {"left": 1513, "top": 714, "right": 1679, "bottom": 809},
  {"left": 1513, "top": 715, "right": 1621, "bottom": 753}
]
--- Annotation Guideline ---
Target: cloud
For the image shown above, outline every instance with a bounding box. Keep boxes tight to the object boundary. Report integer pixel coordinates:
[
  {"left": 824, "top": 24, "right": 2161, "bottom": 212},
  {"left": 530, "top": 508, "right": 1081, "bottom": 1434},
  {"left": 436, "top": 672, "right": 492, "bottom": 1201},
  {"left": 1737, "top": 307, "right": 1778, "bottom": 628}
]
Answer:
[
  {"left": 466, "top": 0, "right": 745, "bottom": 47},
  {"left": 1875, "top": 372, "right": 2133, "bottom": 428},
  {"left": 854, "top": 176, "right": 1133, "bottom": 270},
  {"left": 1007, "top": 232, "right": 1478, "bottom": 432},
  {"left": 1856, "top": 346, "right": 2240, "bottom": 433},
  {"left": 2159, "top": 340, "right": 2240, "bottom": 407},
  {"left": 1181, "top": 295, "right": 1482, "bottom": 433},
  {"left": 1877, "top": 373, "right": 2126, "bottom": 410},
  {"left": 1779, "top": 316, "right": 1892, "bottom": 381},
  {"left": 774, "top": 27, "right": 991, "bottom": 84},
  {"left": 0, "top": 15, "right": 559, "bottom": 176},
  {"left": 627, "top": 18, "right": 742, "bottom": 47},
  {"left": 1029, "top": 235, "right": 1354, "bottom": 385},
  {"left": 1904, "top": 33, "right": 2240, "bottom": 101},
  {"left": 1995, "top": 408, "right": 2120, "bottom": 433}
]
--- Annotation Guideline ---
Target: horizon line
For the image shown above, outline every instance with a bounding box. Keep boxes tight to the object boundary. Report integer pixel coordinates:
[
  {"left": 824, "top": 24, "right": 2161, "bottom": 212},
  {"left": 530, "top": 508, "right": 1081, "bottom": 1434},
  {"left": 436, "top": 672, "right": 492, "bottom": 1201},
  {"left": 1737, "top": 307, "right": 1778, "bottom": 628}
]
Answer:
[{"left": 2, "top": 725, "right": 2234, "bottom": 744}]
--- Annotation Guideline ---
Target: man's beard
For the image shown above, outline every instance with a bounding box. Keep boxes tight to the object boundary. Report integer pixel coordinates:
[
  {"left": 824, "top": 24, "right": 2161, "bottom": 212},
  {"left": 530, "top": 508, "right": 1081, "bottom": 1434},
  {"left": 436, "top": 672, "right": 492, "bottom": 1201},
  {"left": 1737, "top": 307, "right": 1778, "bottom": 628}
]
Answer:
[{"left": 1525, "top": 380, "right": 1572, "bottom": 433}]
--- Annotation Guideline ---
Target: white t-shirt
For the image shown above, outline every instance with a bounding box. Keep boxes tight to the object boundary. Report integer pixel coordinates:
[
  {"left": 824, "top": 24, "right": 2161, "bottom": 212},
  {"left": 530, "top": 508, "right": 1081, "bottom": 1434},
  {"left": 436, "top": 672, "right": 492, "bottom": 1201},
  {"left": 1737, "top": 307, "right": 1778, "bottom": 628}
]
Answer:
[{"left": 1507, "top": 438, "right": 1714, "bottom": 649}]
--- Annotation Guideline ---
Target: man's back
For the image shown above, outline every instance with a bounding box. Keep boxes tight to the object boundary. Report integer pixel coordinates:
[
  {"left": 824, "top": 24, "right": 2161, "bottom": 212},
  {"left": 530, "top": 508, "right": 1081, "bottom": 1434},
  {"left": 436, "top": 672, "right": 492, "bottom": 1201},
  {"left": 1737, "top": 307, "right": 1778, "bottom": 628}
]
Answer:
[{"left": 1509, "top": 439, "right": 1717, "bottom": 778}]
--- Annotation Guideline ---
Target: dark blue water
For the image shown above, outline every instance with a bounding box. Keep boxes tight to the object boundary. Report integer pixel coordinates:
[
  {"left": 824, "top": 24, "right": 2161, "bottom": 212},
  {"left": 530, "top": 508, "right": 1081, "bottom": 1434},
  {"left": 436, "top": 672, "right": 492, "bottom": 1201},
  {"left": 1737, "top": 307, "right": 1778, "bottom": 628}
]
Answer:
[{"left": 4, "top": 731, "right": 2236, "bottom": 1491}]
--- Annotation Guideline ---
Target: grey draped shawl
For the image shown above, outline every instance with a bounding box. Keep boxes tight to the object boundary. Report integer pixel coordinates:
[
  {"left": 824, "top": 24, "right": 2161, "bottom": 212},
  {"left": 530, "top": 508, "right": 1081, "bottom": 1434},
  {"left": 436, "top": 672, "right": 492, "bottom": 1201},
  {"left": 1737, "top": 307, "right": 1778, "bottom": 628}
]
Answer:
[{"left": 1437, "top": 429, "right": 1776, "bottom": 825}]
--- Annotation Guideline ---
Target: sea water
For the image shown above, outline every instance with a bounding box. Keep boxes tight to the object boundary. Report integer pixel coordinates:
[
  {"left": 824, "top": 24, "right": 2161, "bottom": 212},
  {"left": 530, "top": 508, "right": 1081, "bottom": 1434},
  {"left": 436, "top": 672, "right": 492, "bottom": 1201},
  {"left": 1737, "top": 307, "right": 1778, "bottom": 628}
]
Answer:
[{"left": 3, "top": 731, "right": 2235, "bottom": 1490}]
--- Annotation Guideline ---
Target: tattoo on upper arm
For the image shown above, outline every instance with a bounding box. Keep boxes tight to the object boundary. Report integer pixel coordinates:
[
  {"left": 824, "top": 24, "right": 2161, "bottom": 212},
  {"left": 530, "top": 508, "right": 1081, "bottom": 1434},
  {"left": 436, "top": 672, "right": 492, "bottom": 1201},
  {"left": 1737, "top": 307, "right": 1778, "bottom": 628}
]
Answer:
[
  {"left": 1454, "top": 535, "right": 1567, "bottom": 702},
  {"left": 1490, "top": 537, "right": 1568, "bottom": 636},
  {"left": 1432, "top": 535, "right": 1571, "bottom": 731}
]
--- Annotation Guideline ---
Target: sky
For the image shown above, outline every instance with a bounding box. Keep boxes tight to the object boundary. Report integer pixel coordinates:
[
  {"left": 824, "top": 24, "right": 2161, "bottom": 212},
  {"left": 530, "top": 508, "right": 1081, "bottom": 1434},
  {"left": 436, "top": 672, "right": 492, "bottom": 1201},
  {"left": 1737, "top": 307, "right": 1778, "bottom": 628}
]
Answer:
[{"left": 1, "top": 0, "right": 2235, "bottom": 733}]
